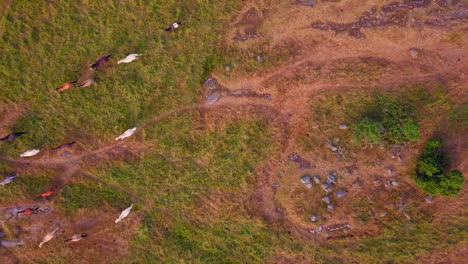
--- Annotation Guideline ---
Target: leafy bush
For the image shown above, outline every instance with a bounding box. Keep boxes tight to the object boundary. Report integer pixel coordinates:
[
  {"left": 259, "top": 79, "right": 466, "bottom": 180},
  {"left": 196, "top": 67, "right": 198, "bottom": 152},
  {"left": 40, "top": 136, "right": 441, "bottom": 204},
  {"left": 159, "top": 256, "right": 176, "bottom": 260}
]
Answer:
[
  {"left": 354, "top": 95, "right": 421, "bottom": 145},
  {"left": 354, "top": 118, "right": 383, "bottom": 144},
  {"left": 415, "top": 138, "right": 464, "bottom": 196},
  {"left": 402, "top": 121, "right": 421, "bottom": 141}
]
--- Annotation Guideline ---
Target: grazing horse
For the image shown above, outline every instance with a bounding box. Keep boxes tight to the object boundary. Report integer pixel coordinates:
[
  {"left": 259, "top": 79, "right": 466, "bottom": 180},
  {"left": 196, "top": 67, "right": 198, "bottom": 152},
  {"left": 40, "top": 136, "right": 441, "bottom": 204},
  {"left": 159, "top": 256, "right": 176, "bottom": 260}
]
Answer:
[
  {"left": 39, "top": 227, "right": 59, "bottom": 248},
  {"left": 52, "top": 141, "right": 76, "bottom": 151},
  {"left": 79, "top": 78, "right": 96, "bottom": 87},
  {"left": 90, "top": 55, "right": 112, "bottom": 70},
  {"left": 115, "top": 204, "right": 133, "bottom": 223},
  {"left": 0, "top": 132, "right": 27, "bottom": 142},
  {"left": 64, "top": 234, "right": 88, "bottom": 242},
  {"left": 118, "top": 54, "right": 141, "bottom": 64},
  {"left": 19, "top": 149, "right": 41, "bottom": 157},
  {"left": 56, "top": 81, "right": 77, "bottom": 92},
  {"left": 35, "top": 187, "right": 57, "bottom": 198},
  {"left": 165, "top": 21, "right": 181, "bottom": 32}
]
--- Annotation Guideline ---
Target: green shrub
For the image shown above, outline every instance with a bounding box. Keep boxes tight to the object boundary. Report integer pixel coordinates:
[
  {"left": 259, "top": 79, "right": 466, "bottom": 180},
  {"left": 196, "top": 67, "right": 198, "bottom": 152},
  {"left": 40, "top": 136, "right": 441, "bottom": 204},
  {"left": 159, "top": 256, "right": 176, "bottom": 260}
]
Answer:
[
  {"left": 354, "top": 118, "right": 383, "bottom": 144},
  {"left": 354, "top": 95, "right": 421, "bottom": 145},
  {"left": 440, "top": 170, "right": 465, "bottom": 197},
  {"left": 415, "top": 138, "right": 464, "bottom": 196},
  {"left": 402, "top": 121, "right": 421, "bottom": 141}
]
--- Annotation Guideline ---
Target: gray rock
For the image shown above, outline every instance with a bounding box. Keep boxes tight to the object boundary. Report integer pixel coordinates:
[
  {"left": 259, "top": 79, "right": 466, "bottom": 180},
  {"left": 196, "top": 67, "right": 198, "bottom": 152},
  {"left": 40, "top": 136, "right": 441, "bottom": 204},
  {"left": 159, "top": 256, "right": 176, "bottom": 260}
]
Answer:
[
  {"left": 296, "top": 0, "right": 316, "bottom": 6},
  {"left": 373, "top": 177, "right": 382, "bottom": 186},
  {"left": 425, "top": 195, "right": 433, "bottom": 203},
  {"left": 322, "top": 196, "right": 331, "bottom": 204},
  {"left": 380, "top": 211, "right": 388, "bottom": 217},
  {"left": 322, "top": 183, "right": 332, "bottom": 193},
  {"left": 300, "top": 175, "right": 312, "bottom": 184},
  {"left": 327, "top": 173, "right": 337, "bottom": 184},
  {"left": 336, "top": 190, "right": 347, "bottom": 198},
  {"left": 304, "top": 183, "right": 313, "bottom": 189},
  {"left": 224, "top": 64, "right": 232, "bottom": 71},
  {"left": 385, "top": 180, "right": 392, "bottom": 188},
  {"left": 310, "top": 214, "right": 319, "bottom": 222},
  {"left": 205, "top": 91, "right": 221, "bottom": 104},
  {"left": 327, "top": 204, "right": 335, "bottom": 211},
  {"left": 409, "top": 48, "right": 420, "bottom": 58},
  {"left": 256, "top": 54, "right": 266, "bottom": 63},
  {"left": 61, "top": 150, "right": 71, "bottom": 157},
  {"left": 339, "top": 123, "right": 348, "bottom": 129},
  {"left": 203, "top": 78, "right": 219, "bottom": 91},
  {"left": 391, "top": 180, "right": 399, "bottom": 187},
  {"left": 387, "top": 168, "right": 393, "bottom": 176},
  {"left": 313, "top": 175, "right": 321, "bottom": 184},
  {"left": 331, "top": 145, "right": 338, "bottom": 152},
  {"left": 352, "top": 178, "right": 363, "bottom": 189}
]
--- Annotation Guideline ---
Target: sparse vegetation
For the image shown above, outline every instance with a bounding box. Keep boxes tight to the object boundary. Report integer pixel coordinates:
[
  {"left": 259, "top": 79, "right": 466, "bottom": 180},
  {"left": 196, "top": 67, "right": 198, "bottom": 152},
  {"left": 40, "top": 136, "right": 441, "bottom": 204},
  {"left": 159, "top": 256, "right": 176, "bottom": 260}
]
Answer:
[
  {"left": 354, "top": 95, "right": 421, "bottom": 145},
  {"left": 354, "top": 117, "right": 383, "bottom": 144},
  {"left": 415, "top": 138, "right": 465, "bottom": 196},
  {"left": 0, "top": 0, "right": 466, "bottom": 263}
]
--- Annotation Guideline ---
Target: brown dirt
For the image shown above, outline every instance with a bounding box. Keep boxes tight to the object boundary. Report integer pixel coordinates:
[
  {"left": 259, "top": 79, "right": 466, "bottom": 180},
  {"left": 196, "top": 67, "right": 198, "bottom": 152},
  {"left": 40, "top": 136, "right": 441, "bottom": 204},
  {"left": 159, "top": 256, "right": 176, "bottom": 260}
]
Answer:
[
  {"left": 1, "top": 0, "right": 467, "bottom": 262},
  {"left": 219, "top": 0, "right": 467, "bottom": 242}
]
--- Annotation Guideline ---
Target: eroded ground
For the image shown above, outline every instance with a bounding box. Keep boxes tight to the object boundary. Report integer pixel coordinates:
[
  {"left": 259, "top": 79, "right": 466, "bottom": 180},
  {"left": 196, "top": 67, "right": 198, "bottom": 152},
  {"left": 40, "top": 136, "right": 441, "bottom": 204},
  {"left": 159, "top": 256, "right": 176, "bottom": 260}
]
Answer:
[{"left": 0, "top": 0, "right": 467, "bottom": 263}]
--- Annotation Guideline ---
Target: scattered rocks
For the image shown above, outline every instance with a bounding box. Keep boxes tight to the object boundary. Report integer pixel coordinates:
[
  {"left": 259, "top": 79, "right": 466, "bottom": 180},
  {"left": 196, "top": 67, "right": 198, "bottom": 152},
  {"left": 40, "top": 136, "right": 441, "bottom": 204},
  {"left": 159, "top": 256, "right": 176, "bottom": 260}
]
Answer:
[
  {"left": 233, "top": 8, "right": 264, "bottom": 42},
  {"left": 373, "top": 177, "right": 382, "bottom": 186},
  {"left": 380, "top": 211, "right": 388, "bottom": 217},
  {"left": 409, "top": 48, "right": 420, "bottom": 58},
  {"left": 300, "top": 175, "right": 313, "bottom": 189},
  {"left": 205, "top": 91, "right": 222, "bottom": 104},
  {"left": 387, "top": 168, "right": 393, "bottom": 176},
  {"left": 436, "top": 0, "right": 462, "bottom": 8},
  {"left": 296, "top": 0, "right": 316, "bottom": 7},
  {"left": 352, "top": 178, "right": 363, "bottom": 189},
  {"left": 426, "top": 195, "right": 434, "bottom": 203},
  {"left": 336, "top": 190, "right": 347, "bottom": 198},
  {"left": 327, "top": 139, "right": 340, "bottom": 152},
  {"left": 339, "top": 123, "right": 348, "bottom": 130},
  {"left": 224, "top": 64, "right": 232, "bottom": 71},
  {"left": 313, "top": 175, "right": 321, "bottom": 184},
  {"left": 306, "top": 225, "right": 324, "bottom": 235},
  {"left": 310, "top": 214, "right": 319, "bottom": 222},
  {"left": 312, "top": 7, "right": 409, "bottom": 38},
  {"left": 228, "top": 89, "right": 272, "bottom": 100},
  {"left": 382, "top": 0, "right": 432, "bottom": 12},
  {"left": 385, "top": 180, "right": 391, "bottom": 187},
  {"left": 204, "top": 78, "right": 229, "bottom": 104},
  {"left": 384, "top": 179, "right": 399, "bottom": 187},
  {"left": 288, "top": 152, "right": 312, "bottom": 170},
  {"left": 325, "top": 223, "right": 350, "bottom": 233},
  {"left": 255, "top": 54, "right": 266, "bottom": 63},
  {"left": 327, "top": 172, "right": 337, "bottom": 184},
  {"left": 322, "top": 183, "right": 333, "bottom": 193},
  {"left": 327, "top": 204, "right": 335, "bottom": 211},
  {"left": 322, "top": 195, "right": 331, "bottom": 204}
]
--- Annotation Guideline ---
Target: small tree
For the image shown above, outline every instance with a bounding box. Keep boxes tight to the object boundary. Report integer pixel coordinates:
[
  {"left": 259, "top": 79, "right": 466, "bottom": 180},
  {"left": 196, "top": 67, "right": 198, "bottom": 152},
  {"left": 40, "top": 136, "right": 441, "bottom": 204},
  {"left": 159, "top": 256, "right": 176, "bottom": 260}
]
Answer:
[
  {"left": 440, "top": 170, "right": 465, "bottom": 197},
  {"left": 415, "top": 138, "right": 465, "bottom": 197}
]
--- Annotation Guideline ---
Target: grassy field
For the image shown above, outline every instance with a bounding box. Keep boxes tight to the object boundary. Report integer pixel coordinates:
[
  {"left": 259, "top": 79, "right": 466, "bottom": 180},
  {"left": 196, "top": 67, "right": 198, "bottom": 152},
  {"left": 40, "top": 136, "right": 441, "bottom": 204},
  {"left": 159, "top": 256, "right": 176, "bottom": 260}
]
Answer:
[{"left": 0, "top": 1, "right": 467, "bottom": 263}]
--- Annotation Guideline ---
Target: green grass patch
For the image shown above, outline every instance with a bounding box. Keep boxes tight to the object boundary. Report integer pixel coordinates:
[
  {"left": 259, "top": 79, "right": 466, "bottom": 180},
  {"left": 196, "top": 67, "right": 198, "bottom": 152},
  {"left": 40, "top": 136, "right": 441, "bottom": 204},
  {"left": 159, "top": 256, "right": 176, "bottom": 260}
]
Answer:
[{"left": 60, "top": 181, "right": 131, "bottom": 215}]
